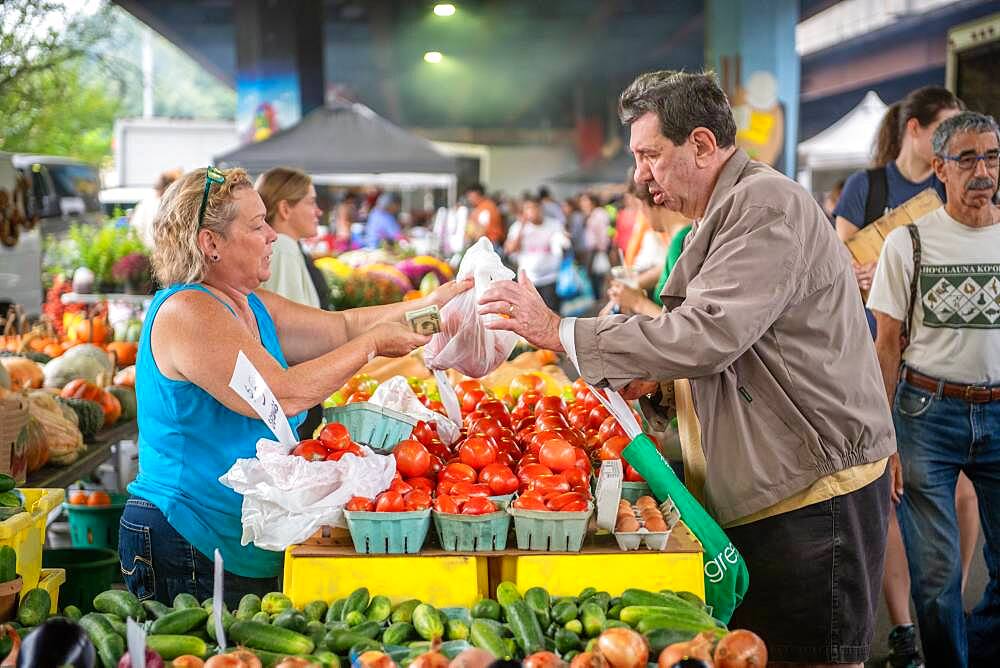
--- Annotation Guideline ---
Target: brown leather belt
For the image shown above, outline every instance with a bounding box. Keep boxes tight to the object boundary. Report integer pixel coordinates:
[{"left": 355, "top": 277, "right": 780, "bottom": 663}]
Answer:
[{"left": 903, "top": 368, "right": 1000, "bottom": 404}]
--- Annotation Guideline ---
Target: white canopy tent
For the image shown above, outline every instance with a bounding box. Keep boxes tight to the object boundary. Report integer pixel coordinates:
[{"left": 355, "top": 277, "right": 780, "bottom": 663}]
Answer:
[{"left": 797, "top": 91, "right": 888, "bottom": 196}]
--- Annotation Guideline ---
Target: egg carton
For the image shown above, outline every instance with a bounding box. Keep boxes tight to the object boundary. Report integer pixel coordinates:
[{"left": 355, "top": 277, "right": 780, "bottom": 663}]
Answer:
[{"left": 613, "top": 496, "right": 680, "bottom": 551}]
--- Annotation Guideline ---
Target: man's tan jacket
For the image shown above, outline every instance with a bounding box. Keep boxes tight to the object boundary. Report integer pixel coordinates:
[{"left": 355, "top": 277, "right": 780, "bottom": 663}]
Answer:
[{"left": 573, "top": 149, "right": 896, "bottom": 524}]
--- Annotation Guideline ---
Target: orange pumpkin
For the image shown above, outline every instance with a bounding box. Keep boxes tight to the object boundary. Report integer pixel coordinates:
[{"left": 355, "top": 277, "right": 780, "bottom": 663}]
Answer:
[
  {"left": 106, "top": 342, "right": 138, "bottom": 368},
  {"left": 60, "top": 379, "right": 105, "bottom": 402},
  {"left": 98, "top": 391, "right": 121, "bottom": 426},
  {"left": 0, "top": 357, "right": 44, "bottom": 390},
  {"left": 68, "top": 318, "right": 109, "bottom": 345}
]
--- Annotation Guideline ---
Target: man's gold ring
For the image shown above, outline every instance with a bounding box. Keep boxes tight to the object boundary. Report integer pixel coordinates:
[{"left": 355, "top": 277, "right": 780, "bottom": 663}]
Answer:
[{"left": 508, "top": 304, "right": 516, "bottom": 317}]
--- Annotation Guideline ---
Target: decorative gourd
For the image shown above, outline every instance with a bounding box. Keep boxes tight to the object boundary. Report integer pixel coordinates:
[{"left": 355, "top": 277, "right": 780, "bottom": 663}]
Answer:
[
  {"left": 67, "top": 317, "right": 109, "bottom": 344},
  {"left": 63, "top": 398, "right": 103, "bottom": 440},
  {"left": 0, "top": 357, "right": 44, "bottom": 391},
  {"left": 26, "top": 391, "right": 84, "bottom": 466},
  {"left": 106, "top": 342, "right": 138, "bottom": 368},
  {"left": 98, "top": 391, "right": 121, "bottom": 426},
  {"left": 60, "top": 379, "right": 104, "bottom": 402},
  {"left": 106, "top": 385, "right": 137, "bottom": 422},
  {"left": 113, "top": 365, "right": 136, "bottom": 388},
  {"left": 43, "top": 344, "right": 114, "bottom": 389}
]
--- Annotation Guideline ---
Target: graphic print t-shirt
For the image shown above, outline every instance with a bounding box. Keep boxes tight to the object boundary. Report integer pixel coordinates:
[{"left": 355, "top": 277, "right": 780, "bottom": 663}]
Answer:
[{"left": 868, "top": 207, "right": 1000, "bottom": 384}]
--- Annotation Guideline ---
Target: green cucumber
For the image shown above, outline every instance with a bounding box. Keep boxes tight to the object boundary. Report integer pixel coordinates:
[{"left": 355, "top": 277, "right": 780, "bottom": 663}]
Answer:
[
  {"left": 304, "top": 599, "right": 328, "bottom": 622},
  {"left": 63, "top": 605, "right": 83, "bottom": 622},
  {"left": 80, "top": 613, "right": 125, "bottom": 668},
  {"left": 645, "top": 627, "right": 699, "bottom": 655},
  {"left": 272, "top": 609, "right": 308, "bottom": 633},
  {"left": 0, "top": 546, "right": 16, "bottom": 583},
  {"left": 229, "top": 619, "right": 315, "bottom": 655},
  {"left": 505, "top": 600, "right": 545, "bottom": 655},
  {"left": 150, "top": 607, "right": 208, "bottom": 635},
  {"left": 349, "top": 638, "right": 381, "bottom": 655},
  {"left": 101, "top": 613, "right": 128, "bottom": 638},
  {"left": 344, "top": 610, "right": 366, "bottom": 627},
  {"left": 412, "top": 603, "right": 444, "bottom": 640},
  {"left": 93, "top": 590, "right": 143, "bottom": 622},
  {"left": 0, "top": 491, "right": 20, "bottom": 508},
  {"left": 365, "top": 595, "right": 392, "bottom": 623},
  {"left": 307, "top": 620, "right": 327, "bottom": 648},
  {"left": 470, "top": 618, "right": 510, "bottom": 660},
  {"left": 550, "top": 599, "right": 577, "bottom": 625},
  {"left": 323, "top": 630, "right": 372, "bottom": 654},
  {"left": 446, "top": 619, "right": 470, "bottom": 641},
  {"left": 602, "top": 620, "right": 630, "bottom": 630},
  {"left": 0, "top": 474, "right": 15, "bottom": 493},
  {"left": 495, "top": 582, "right": 522, "bottom": 608},
  {"left": 471, "top": 598, "right": 502, "bottom": 621},
  {"left": 206, "top": 608, "right": 236, "bottom": 642},
  {"left": 618, "top": 602, "right": 718, "bottom": 628},
  {"left": 676, "top": 591, "right": 707, "bottom": 610},
  {"left": 340, "top": 587, "right": 370, "bottom": 621},
  {"left": 237, "top": 593, "right": 262, "bottom": 620},
  {"left": 635, "top": 613, "right": 726, "bottom": 638},
  {"left": 145, "top": 634, "right": 208, "bottom": 660},
  {"left": 577, "top": 587, "right": 597, "bottom": 601},
  {"left": 17, "top": 588, "right": 51, "bottom": 627},
  {"left": 524, "top": 587, "right": 551, "bottom": 628},
  {"left": 261, "top": 591, "right": 294, "bottom": 615},
  {"left": 390, "top": 599, "right": 421, "bottom": 624},
  {"left": 252, "top": 611, "right": 271, "bottom": 624},
  {"left": 589, "top": 592, "right": 611, "bottom": 614},
  {"left": 172, "top": 593, "right": 200, "bottom": 610},
  {"left": 142, "top": 600, "right": 172, "bottom": 620},
  {"left": 554, "top": 628, "right": 582, "bottom": 655},
  {"left": 620, "top": 588, "right": 677, "bottom": 608},
  {"left": 564, "top": 619, "right": 583, "bottom": 635},
  {"left": 580, "top": 602, "right": 605, "bottom": 638},
  {"left": 316, "top": 650, "right": 342, "bottom": 668},
  {"left": 382, "top": 621, "right": 416, "bottom": 646},
  {"left": 607, "top": 604, "right": 623, "bottom": 620},
  {"left": 469, "top": 617, "right": 507, "bottom": 637},
  {"left": 327, "top": 598, "right": 347, "bottom": 624},
  {"left": 352, "top": 620, "right": 383, "bottom": 640}
]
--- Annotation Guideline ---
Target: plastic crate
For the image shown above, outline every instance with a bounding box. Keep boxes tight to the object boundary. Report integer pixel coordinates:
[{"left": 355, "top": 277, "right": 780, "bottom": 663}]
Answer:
[
  {"left": 64, "top": 493, "right": 127, "bottom": 549},
  {"left": 0, "top": 488, "right": 65, "bottom": 592},
  {"left": 36, "top": 567, "right": 66, "bottom": 614},
  {"left": 344, "top": 508, "right": 431, "bottom": 554},
  {"left": 324, "top": 403, "right": 417, "bottom": 453},
  {"left": 508, "top": 502, "right": 593, "bottom": 552},
  {"left": 433, "top": 507, "right": 511, "bottom": 552}
]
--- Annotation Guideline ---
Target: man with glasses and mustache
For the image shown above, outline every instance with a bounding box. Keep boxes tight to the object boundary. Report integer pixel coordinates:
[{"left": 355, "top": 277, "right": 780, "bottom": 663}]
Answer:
[{"left": 869, "top": 111, "right": 1000, "bottom": 667}]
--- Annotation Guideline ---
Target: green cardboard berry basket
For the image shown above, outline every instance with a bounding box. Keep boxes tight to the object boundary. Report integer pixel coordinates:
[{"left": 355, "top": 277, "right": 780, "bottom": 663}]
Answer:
[
  {"left": 323, "top": 402, "right": 417, "bottom": 453},
  {"left": 433, "top": 502, "right": 511, "bottom": 552},
  {"left": 344, "top": 508, "right": 431, "bottom": 554},
  {"left": 507, "top": 501, "right": 593, "bottom": 552}
]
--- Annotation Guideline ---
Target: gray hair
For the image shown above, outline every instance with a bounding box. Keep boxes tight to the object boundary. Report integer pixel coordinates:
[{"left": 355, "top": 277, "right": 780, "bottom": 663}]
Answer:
[
  {"left": 932, "top": 111, "right": 1000, "bottom": 157},
  {"left": 619, "top": 70, "right": 737, "bottom": 147}
]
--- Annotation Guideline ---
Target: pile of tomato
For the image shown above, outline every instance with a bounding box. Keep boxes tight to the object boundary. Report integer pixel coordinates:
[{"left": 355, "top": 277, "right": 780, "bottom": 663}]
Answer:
[
  {"left": 290, "top": 423, "right": 366, "bottom": 462},
  {"left": 341, "top": 377, "right": 650, "bottom": 517}
]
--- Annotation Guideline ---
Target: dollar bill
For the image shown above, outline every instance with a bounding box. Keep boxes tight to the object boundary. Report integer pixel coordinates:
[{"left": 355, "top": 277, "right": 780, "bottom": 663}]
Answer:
[{"left": 405, "top": 304, "right": 441, "bottom": 335}]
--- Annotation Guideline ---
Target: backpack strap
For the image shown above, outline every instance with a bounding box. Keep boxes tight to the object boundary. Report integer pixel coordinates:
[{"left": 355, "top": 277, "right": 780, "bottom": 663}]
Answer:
[
  {"left": 864, "top": 167, "right": 889, "bottom": 226},
  {"left": 901, "top": 224, "right": 922, "bottom": 352}
]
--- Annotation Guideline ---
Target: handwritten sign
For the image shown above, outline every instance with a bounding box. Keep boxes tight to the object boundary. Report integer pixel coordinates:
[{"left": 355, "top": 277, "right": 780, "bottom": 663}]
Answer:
[{"left": 228, "top": 350, "right": 297, "bottom": 447}]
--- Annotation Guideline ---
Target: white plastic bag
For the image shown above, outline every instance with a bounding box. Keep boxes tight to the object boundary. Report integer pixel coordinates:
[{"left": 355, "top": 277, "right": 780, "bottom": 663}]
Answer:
[
  {"left": 218, "top": 438, "right": 396, "bottom": 551},
  {"left": 423, "top": 237, "right": 520, "bottom": 378},
  {"left": 369, "top": 375, "right": 460, "bottom": 444}
]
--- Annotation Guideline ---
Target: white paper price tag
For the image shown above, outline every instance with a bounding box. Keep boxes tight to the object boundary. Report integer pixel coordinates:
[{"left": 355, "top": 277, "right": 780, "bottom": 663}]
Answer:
[
  {"left": 229, "top": 350, "right": 297, "bottom": 448},
  {"left": 126, "top": 617, "right": 146, "bottom": 668},
  {"left": 213, "top": 548, "right": 227, "bottom": 650}
]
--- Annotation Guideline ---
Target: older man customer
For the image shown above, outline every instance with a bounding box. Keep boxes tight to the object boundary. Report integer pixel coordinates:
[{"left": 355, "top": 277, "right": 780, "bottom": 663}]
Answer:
[
  {"left": 869, "top": 112, "right": 1000, "bottom": 667},
  {"left": 480, "top": 71, "right": 896, "bottom": 667}
]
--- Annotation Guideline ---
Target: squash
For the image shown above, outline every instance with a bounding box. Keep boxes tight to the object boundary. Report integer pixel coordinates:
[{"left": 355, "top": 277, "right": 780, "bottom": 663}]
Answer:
[
  {"left": 107, "top": 385, "right": 137, "bottom": 422},
  {"left": 113, "top": 365, "right": 136, "bottom": 388},
  {"left": 98, "top": 391, "right": 121, "bottom": 426},
  {"left": 26, "top": 391, "right": 84, "bottom": 466},
  {"left": 43, "top": 344, "right": 114, "bottom": 389},
  {"left": 0, "top": 357, "right": 44, "bottom": 391},
  {"left": 42, "top": 343, "right": 64, "bottom": 359},
  {"left": 63, "top": 398, "right": 103, "bottom": 440},
  {"left": 67, "top": 317, "right": 109, "bottom": 344},
  {"left": 60, "top": 379, "right": 104, "bottom": 402},
  {"left": 106, "top": 342, "right": 138, "bottom": 368}
]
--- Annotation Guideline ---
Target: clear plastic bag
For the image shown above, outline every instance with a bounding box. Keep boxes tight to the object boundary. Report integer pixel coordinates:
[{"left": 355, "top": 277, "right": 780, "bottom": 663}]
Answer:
[{"left": 423, "top": 237, "right": 520, "bottom": 378}]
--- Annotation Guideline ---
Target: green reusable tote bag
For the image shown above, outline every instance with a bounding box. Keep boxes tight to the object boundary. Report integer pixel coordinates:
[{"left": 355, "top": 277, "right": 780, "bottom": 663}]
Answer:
[{"left": 593, "top": 387, "right": 749, "bottom": 623}]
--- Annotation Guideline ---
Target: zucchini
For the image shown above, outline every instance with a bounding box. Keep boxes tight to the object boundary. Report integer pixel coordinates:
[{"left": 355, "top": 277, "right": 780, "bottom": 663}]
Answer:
[
  {"left": 382, "top": 621, "right": 416, "bottom": 646},
  {"left": 580, "top": 602, "right": 605, "bottom": 638},
  {"left": 94, "top": 590, "right": 144, "bottom": 621},
  {"left": 365, "top": 595, "right": 392, "bottom": 623},
  {"left": 63, "top": 605, "right": 83, "bottom": 622},
  {"left": 327, "top": 597, "right": 347, "bottom": 624},
  {"left": 145, "top": 635, "right": 208, "bottom": 660},
  {"left": 237, "top": 593, "right": 262, "bottom": 620},
  {"left": 505, "top": 600, "right": 545, "bottom": 655},
  {"left": 17, "top": 588, "right": 51, "bottom": 626},
  {"left": 495, "top": 582, "right": 522, "bottom": 608},
  {"left": 470, "top": 619, "right": 510, "bottom": 660},
  {"left": 229, "top": 619, "right": 315, "bottom": 655},
  {"left": 142, "top": 600, "right": 172, "bottom": 619},
  {"left": 390, "top": 599, "right": 420, "bottom": 624},
  {"left": 80, "top": 612, "right": 125, "bottom": 668},
  {"left": 412, "top": 604, "right": 444, "bottom": 640},
  {"left": 304, "top": 599, "right": 328, "bottom": 622},
  {"left": 471, "top": 598, "right": 502, "bottom": 621},
  {"left": 524, "top": 587, "right": 551, "bottom": 628},
  {"left": 172, "top": 593, "right": 201, "bottom": 610},
  {"left": 340, "top": 587, "right": 370, "bottom": 621},
  {"left": 150, "top": 607, "right": 208, "bottom": 635}
]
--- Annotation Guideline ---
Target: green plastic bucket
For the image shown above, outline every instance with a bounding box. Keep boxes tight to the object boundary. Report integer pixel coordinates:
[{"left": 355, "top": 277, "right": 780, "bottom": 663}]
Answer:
[
  {"left": 323, "top": 403, "right": 417, "bottom": 453},
  {"left": 344, "top": 509, "right": 430, "bottom": 554},
  {"left": 41, "top": 547, "right": 119, "bottom": 613},
  {"left": 64, "top": 493, "right": 128, "bottom": 549}
]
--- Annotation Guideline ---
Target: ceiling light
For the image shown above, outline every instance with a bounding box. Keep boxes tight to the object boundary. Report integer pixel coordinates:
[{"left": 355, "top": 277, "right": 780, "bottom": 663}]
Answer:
[
  {"left": 433, "top": 4, "right": 456, "bottom": 17},
  {"left": 423, "top": 51, "right": 443, "bottom": 64}
]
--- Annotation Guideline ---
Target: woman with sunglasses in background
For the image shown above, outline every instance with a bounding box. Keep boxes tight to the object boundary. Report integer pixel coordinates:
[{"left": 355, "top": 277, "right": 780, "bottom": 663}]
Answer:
[{"left": 119, "top": 167, "right": 470, "bottom": 606}]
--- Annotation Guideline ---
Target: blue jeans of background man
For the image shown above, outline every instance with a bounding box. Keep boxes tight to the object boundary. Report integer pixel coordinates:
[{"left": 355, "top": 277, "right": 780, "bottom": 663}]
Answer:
[
  {"left": 893, "top": 376, "right": 1000, "bottom": 667},
  {"left": 119, "top": 497, "right": 279, "bottom": 610}
]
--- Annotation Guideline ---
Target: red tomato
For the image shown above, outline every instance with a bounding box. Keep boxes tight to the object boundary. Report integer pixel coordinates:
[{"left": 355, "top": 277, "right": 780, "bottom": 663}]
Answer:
[
  {"left": 461, "top": 389, "right": 487, "bottom": 414},
  {"left": 598, "top": 415, "right": 626, "bottom": 442},
  {"left": 534, "top": 396, "right": 567, "bottom": 416},
  {"left": 441, "top": 462, "right": 478, "bottom": 484},
  {"left": 528, "top": 474, "right": 571, "bottom": 496},
  {"left": 564, "top": 467, "right": 590, "bottom": 491},
  {"left": 434, "top": 494, "right": 461, "bottom": 514},
  {"left": 624, "top": 463, "right": 645, "bottom": 482},
  {"left": 394, "top": 439, "right": 432, "bottom": 478},
  {"left": 462, "top": 496, "right": 498, "bottom": 516},
  {"left": 477, "top": 399, "right": 512, "bottom": 426},
  {"left": 426, "top": 440, "right": 451, "bottom": 461},
  {"left": 411, "top": 420, "right": 439, "bottom": 446},
  {"left": 517, "top": 463, "right": 553, "bottom": 486},
  {"left": 318, "top": 423, "right": 352, "bottom": 450},
  {"left": 326, "top": 450, "right": 349, "bottom": 462},
  {"left": 574, "top": 449, "right": 593, "bottom": 474},
  {"left": 489, "top": 471, "right": 519, "bottom": 495},
  {"left": 458, "top": 437, "right": 497, "bottom": 470},
  {"left": 406, "top": 477, "right": 435, "bottom": 494},
  {"left": 436, "top": 481, "right": 454, "bottom": 497},
  {"left": 374, "top": 490, "right": 405, "bottom": 512},
  {"left": 346, "top": 391, "right": 371, "bottom": 404},
  {"left": 426, "top": 400, "right": 445, "bottom": 414},
  {"left": 583, "top": 390, "right": 602, "bottom": 412},
  {"left": 345, "top": 496, "right": 374, "bottom": 511},
  {"left": 560, "top": 499, "right": 590, "bottom": 512},
  {"left": 404, "top": 489, "right": 432, "bottom": 510},
  {"left": 535, "top": 412, "right": 570, "bottom": 433},
  {"left": 451, "top": 481, "right": 491, "bottom": 497},
  {"left": 588, "top": 405, "right": 611, "bottom": 430},
  {"left": 538, "top": 438, "right": 579, "bottom": 472},
  {"left": 598, "top": 435, "right": 631, "bottom": 461},
  {"left": 512, "top": 495, "right": 548, "bottom": 511},
  {"left": 390, "top": 478, "right": 414, "bottom": 495},
  {"left": 471, "top": 417, "right": 507, "bottom": 441},
  {"left": 545, "top": 491, "right": 589, "bottom": 511},
  {"left": 457, "top": 379, "right": 485, "bottom": 398},
  {"left": 567, "top": 406, "right": 590, "bottom": 431},
  {"left": 292, "top": 439, "right": 329, "bottom": 461}
]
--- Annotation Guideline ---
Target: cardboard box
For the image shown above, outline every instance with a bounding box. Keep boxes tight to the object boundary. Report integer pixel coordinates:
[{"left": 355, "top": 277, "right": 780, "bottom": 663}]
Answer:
[
  {"left": 0, "top": 395, "right": 28, "bottom": 484},
  {"left": 845, "top": 188, "right": 942, "bottom": 265}
]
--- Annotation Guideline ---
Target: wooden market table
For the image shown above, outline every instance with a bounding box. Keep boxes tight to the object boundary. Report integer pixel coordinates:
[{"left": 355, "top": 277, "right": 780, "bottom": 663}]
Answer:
[
  {"left": 283, "top": 521, "right": 704, "bottom": 609},
  {"left": 26, "top": 419, "right": 138, "bottom": 489}
]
